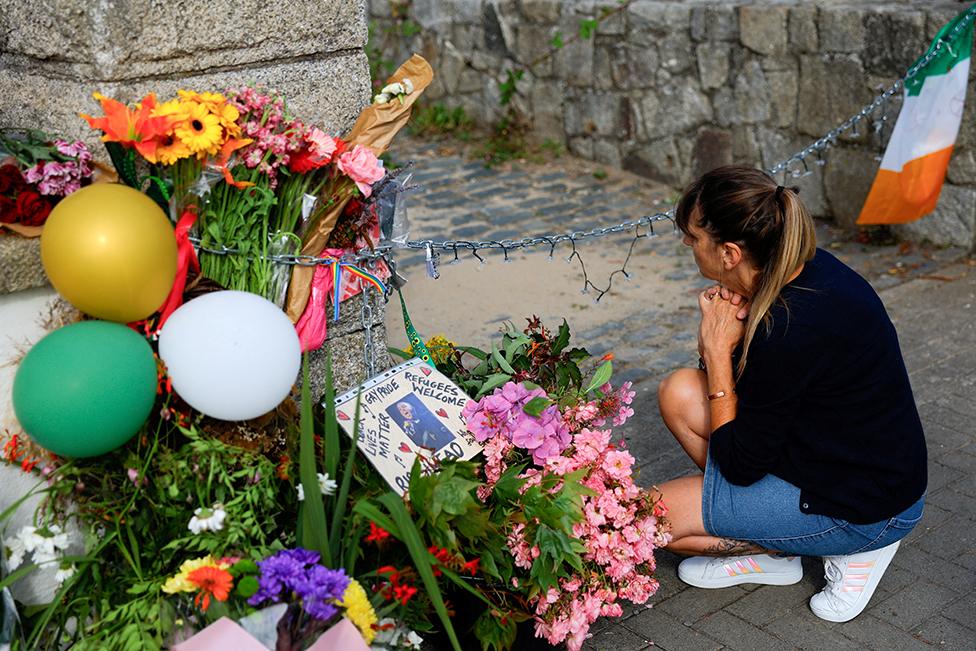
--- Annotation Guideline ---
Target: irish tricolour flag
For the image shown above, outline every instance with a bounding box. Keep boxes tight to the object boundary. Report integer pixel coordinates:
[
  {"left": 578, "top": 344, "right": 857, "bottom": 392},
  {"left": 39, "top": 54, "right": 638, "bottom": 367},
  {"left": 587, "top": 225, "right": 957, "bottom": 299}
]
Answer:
[{"left": 858, "top": 9, "right": 974, "bottom": 225}]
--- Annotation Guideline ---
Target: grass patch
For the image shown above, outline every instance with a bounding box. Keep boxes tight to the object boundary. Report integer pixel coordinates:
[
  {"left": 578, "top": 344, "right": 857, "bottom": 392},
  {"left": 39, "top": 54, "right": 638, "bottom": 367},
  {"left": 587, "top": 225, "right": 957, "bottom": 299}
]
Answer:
[{"left": 408, "top": 103, "right": 474, "bottom": 139}]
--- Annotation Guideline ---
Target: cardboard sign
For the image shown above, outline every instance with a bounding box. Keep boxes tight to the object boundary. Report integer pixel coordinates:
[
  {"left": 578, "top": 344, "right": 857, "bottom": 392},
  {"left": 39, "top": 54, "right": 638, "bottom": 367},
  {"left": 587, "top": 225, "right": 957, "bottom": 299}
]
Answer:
[{"left": 333, "top": 359, "right": 481, "bottom": 494}]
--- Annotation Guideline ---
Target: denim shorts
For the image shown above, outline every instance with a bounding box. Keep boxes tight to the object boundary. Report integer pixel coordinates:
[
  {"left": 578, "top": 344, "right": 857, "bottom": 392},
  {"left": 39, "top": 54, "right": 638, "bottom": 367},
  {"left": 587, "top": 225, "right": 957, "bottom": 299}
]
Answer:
[{"left": 702, "top": 452, "right": 924, "bottom": 556}]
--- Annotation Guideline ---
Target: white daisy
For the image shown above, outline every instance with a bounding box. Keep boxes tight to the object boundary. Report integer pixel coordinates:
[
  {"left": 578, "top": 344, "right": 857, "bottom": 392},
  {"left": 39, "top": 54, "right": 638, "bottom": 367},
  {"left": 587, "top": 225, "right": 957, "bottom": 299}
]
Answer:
[
  {"left": 187, "top": 504, "right": 227, "bottom": 534},
  {"left": 296, "top": 473, "right": 338, "bottom": 501},
  {"left": 17, "top": 524, "right": 69, "bottom": 565},
  {"left": 4, "top": 536, "right": 26, "bottom": 570},
  {"left": 53, "top": 563, "right": 75, "bottom": 586}
]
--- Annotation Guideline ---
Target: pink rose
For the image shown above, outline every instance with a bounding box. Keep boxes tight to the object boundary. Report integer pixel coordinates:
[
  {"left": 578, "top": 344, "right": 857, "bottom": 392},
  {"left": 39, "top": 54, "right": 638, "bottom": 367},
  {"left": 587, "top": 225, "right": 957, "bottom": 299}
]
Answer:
[{"left": 337, "top": 144, "right": 385, "bottom": 197}]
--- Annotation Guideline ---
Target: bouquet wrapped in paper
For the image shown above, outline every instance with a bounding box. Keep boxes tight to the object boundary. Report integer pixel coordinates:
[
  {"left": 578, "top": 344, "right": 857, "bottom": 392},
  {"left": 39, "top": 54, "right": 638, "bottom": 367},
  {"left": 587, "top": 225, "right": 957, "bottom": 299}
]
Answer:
[{"left": 284, "top": 54, "right": 433, "bottom": 322}]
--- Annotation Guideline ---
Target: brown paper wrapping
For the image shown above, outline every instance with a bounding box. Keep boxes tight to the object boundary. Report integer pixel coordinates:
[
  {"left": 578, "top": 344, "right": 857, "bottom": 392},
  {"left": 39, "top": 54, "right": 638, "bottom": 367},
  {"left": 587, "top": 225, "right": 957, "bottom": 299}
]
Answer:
[{"left": 284, "top": 54, "right": 433, "bottom": 322}]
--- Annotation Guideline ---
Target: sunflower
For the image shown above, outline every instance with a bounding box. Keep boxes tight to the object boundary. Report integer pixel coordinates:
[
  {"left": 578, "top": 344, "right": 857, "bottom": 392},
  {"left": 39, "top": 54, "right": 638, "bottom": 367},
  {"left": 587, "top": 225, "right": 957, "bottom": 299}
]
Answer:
[{"left": 174, "top": 101, "right": 223, "bottom": 156}]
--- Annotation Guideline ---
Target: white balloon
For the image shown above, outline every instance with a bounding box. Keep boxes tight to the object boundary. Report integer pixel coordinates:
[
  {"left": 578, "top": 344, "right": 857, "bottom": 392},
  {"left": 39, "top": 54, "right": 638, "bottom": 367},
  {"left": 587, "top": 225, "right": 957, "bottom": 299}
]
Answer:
[{"left": 158, "top": 291, "right": 301, "bottom": 421}]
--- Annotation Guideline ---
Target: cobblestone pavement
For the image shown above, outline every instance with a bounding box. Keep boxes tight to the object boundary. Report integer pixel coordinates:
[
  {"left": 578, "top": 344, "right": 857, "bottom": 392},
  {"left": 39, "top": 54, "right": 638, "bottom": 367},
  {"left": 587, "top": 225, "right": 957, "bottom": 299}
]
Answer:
[{"left": 387, "top": 137, "right": 975, "bottom": 650}]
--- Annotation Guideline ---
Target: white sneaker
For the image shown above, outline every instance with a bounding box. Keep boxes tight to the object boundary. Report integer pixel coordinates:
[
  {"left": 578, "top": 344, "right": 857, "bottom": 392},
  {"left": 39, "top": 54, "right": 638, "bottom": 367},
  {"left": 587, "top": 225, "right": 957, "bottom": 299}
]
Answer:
[
  {"left": 809, "top": 540, "right": 901, "bottom": 623},
  {"left": 678, "top": 554, "right": 803, "bottom": 589}
]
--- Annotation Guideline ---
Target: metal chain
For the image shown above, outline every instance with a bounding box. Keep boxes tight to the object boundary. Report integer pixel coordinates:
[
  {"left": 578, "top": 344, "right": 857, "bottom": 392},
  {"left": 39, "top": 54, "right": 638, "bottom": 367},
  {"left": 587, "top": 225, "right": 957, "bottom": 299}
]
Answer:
[
  {"left": 187, "top": 4, "right": 975, "bottom": 266},
  {"left": 360, "top": 285, "right": 376, "bottom": 378}
]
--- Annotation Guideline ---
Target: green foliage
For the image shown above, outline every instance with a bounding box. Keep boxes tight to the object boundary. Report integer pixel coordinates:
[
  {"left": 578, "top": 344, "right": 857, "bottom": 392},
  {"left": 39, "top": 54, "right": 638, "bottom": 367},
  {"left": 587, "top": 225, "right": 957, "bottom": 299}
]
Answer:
[
  {"left": 408, "top": 103, "right": 474, "bottom": 139},
  {"left": 475, "top": 115, "right": 529, "bottom": 167},
  {"left": 497, "top": 70, "right": 523, "bottom": 108},
  {"left": 377, "top": 493, "right": 462, "bottom": 651},
  {"left": 437, "top": 318, "right": 592, "bottom": 404},
  {"left": 540, "top": 138, "right": 565, "bottom": 157},
  {"left": 474, "top": 609, "right": 519, "bottom": 651},
  {"left": 298, "top": 355, "right": 330, "bottom": 563},
  {"left": 549, "top": 31, "right": 564, "bottom": 49},
  {"left": 366, "top": 21, "right": 398, "bottom": 89},
  {"left": 398, "top": 19, "right": 422, "bottom": 38},
  {"left": 578, "top": 18, "right": 599, "bottom": 39},
  {"left": 22, "top": 423, "right": 288, "bottom": 650},
  {"left": 593, "top": 168, "right": 609, "bottom": 180}
]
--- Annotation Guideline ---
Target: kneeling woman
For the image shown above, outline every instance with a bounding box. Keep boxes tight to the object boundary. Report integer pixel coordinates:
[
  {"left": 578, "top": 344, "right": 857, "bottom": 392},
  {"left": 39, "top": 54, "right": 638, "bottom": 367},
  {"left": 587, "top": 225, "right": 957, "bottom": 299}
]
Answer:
[{"left": 657, "top": 166, "right": 926, "bottom": 622}]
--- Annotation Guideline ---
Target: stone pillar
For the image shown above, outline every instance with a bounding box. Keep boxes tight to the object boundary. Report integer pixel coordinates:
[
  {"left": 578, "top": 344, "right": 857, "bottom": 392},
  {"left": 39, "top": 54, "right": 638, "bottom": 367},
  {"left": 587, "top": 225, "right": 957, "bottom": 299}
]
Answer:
[{"left": 0, "top": 0, "right": 385, "bottom": 601}]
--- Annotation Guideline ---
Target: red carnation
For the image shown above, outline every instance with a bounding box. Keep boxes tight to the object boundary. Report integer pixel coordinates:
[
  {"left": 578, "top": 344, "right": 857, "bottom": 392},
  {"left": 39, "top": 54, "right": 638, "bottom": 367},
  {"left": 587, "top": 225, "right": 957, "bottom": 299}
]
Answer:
[
  {"left": 288, "top": 147, "right": 324, "bottom": 174},
  {"left": 0, "top": 164, "right": 25, "bottom": 195},
  {"left": 16, "top": 191, "right": 53, "bottom": 227}
]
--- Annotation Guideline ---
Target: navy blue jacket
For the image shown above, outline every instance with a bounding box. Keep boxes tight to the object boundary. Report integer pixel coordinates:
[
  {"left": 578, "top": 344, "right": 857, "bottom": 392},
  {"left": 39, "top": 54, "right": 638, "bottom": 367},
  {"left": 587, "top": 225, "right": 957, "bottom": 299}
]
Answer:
[{"left": 710, "top": 248, "right": 927, "bottom": 524}]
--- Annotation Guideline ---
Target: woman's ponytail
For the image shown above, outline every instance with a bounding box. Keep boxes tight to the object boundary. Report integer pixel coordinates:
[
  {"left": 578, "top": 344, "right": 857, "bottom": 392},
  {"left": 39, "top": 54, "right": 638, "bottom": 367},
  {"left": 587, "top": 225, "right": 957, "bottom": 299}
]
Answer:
[{"left": 737, "top": 186, "right": 816, "bottom": 377}]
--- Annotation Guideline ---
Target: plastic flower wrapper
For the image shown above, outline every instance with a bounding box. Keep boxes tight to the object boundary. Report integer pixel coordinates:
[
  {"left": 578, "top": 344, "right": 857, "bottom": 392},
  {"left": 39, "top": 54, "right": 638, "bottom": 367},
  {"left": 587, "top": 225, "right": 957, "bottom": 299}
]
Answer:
[{"left": 285, "top": 54, "right": 433, "bottom": 322}]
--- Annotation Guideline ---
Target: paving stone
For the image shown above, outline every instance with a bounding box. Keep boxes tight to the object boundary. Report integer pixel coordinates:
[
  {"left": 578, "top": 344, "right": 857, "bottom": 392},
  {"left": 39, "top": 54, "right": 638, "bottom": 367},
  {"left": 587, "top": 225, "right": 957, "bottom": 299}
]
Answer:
[
  {"left": 581, "top": 623, "right": 650, "bottom": 651},
  {"left": 941, "top": 592, "right": 976, "bottom": 630},
  {"left": 836, "top": 614, "right": 934, "bottom": 650},
  {"left": 763, "top": 610, "right": 864, "bottom": 650},
  {"left": 924, "top": 422, "right": 975, "bottom": 459},
  {"left": 890, "top": 544, "right": 976, "bottom": 595},
  {"left": 694, "top": 610, "right": 787, "bottom": 650},
  {"left": 621, "top": 606, "right": 723, "bottom": 651},
  {"left": 914, "top": 615, "right": 976, "bottom": 648},
  {"left": 656, "top": 585, "right": 749, "bottom": 624},
  {"left": 925, "top": 460, "right": 965, "bottom": 495},
  {"left": 870, "top": 580, "right": 962, "bottom": 631},
  {"left": 723, "top": 579, "right": 822, "bottom": 627}
]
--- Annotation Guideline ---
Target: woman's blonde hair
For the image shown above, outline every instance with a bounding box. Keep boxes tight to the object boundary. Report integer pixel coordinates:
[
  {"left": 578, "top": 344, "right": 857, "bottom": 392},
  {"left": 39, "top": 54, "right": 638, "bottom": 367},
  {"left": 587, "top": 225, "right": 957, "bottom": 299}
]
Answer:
[{"left": 675, "top": 166, "right": 816, "bottom": 377}]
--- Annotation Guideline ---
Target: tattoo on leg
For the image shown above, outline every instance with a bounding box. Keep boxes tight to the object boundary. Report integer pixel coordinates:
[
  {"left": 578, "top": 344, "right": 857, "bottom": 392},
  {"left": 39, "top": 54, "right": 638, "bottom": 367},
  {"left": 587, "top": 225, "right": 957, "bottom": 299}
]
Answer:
[{"left": 701, "top": 538, "right": 772, "bottom": 556}]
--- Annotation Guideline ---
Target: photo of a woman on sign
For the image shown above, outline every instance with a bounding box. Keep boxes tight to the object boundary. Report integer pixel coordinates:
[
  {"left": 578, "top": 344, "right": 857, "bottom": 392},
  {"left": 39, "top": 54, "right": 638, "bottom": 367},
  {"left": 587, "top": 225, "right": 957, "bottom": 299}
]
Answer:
[{"left": 386, "top": 395, "right": 455, "bottom": 452}]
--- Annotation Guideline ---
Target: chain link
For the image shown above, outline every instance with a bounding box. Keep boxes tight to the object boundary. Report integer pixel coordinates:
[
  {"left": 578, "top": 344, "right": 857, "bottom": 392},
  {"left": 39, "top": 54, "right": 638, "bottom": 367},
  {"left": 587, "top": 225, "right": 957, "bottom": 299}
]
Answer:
[{"left": 360, "top": 285, "right": 376, "bottom": 378}]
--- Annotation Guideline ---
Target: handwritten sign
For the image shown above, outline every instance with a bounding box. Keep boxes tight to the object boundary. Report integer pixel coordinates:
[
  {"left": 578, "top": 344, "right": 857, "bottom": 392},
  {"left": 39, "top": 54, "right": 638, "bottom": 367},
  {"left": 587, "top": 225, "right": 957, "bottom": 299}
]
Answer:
[{"left": 332, "top": 358, "right": 482, "bottom": 495}]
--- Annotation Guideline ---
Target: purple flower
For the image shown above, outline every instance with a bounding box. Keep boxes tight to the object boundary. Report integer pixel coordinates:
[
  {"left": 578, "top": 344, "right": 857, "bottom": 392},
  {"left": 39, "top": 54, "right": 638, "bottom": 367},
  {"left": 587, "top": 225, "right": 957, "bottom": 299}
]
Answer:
[
  {"left": 511, "top": 417, "right": 546, "bottom": 450},
  {"left": 247, "top": 547, "right": 350, "bottom": 622}
]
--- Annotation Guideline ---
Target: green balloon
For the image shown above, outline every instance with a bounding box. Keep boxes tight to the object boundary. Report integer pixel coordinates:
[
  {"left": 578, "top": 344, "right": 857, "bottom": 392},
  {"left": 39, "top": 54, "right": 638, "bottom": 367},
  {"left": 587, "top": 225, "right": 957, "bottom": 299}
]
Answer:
[{"left": 13, "top": 321, "right": 157, "bottom": 458}]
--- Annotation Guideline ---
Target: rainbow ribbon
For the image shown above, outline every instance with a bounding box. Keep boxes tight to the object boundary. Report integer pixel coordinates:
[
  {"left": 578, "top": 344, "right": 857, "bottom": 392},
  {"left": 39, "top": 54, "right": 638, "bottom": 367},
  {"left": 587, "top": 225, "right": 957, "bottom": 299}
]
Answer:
[{"left": 328, "top": 258, "right": 387, "bottom": 322}]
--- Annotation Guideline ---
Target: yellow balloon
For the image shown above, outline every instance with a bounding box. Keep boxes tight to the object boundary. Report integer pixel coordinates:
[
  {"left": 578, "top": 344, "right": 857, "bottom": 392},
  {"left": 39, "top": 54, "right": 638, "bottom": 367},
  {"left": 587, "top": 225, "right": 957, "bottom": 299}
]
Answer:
[{"left": 41, "top": 184, "right": 177, "bottom": 323}]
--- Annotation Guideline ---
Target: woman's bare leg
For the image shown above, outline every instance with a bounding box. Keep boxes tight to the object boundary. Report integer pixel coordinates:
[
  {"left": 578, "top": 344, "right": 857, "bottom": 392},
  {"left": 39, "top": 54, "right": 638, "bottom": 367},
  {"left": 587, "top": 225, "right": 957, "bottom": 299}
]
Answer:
[{"left": 658, "top": 369, "right": 772, "bottom": 556}]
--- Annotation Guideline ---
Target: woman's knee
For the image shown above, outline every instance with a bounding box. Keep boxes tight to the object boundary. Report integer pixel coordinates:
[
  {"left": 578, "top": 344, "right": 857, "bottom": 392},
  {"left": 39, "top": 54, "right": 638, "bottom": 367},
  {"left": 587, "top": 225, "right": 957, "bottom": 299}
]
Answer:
[{"left": 658, "top": 368, "right": 707, "bottom": 422}]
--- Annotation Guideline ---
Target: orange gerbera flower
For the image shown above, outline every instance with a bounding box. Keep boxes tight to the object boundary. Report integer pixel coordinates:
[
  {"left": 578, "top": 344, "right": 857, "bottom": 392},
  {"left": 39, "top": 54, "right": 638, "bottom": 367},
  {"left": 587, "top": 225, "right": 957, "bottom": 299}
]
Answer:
[
  {"left": 186, "top": 565, "right": 233, "bottom": 612},
  {"left": 80, "top": 92, "right": 175, "bottom": 163}
]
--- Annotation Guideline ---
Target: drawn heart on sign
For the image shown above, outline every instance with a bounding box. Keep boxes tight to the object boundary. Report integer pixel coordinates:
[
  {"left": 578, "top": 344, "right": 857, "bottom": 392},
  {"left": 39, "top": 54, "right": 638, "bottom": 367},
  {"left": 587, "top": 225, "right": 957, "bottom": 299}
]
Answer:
[
  {"left": 337, "top": 411, "right": 350, "bottom": 421},
  {"left": 436, "top": 408, "right": 448, "bottom": 418},
  {"left": 420, "top": 367, "right": 432, "bottom": 376},
  {"left": 399, "top": 442, "right": 411, "bottom": 453}
]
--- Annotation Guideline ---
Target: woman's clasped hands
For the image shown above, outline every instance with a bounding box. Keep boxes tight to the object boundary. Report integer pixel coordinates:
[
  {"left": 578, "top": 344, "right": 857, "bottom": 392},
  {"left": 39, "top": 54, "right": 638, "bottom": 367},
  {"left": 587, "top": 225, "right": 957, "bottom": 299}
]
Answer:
[{"left": 698, "top": 285, "right": 750, "bottom": 358}]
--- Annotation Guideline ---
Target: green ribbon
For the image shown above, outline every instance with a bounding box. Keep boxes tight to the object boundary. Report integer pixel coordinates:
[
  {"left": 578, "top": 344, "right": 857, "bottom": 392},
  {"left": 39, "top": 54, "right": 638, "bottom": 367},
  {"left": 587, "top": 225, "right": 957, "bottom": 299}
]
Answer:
[{"left": 397, "top": 288, "right": 434, "bottom": 367}]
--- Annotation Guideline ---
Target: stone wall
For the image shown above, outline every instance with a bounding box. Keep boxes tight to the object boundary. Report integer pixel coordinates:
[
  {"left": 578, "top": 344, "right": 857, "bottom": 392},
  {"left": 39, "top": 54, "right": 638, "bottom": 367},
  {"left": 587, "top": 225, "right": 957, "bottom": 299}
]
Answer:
[
  {"left": 0, "top": 0, "right": 388, "bottom": 392},
  {"left": 369, "top": 0, "right": 976, "bottom": 248}
]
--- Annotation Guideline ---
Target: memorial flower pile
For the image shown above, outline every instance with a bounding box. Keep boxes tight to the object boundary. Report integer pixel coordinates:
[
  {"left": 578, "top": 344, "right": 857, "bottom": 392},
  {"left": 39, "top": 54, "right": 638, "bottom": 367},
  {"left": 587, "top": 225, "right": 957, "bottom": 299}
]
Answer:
[{"left": 3, "top": 55, "right": 667, "bottom": 651}]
